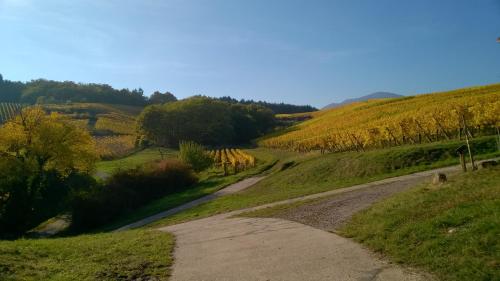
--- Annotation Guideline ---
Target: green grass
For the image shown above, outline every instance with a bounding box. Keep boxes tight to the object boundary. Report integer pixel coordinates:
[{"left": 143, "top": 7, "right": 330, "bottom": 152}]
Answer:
[
  {"left": 95, "top": 148, "right": 177, "bottom": 176},
  {"left": 0, "top": 230, "right": 174, "bottom": 281},
  {"left": 96, "top": 147, "right": 287, "bottom": 231},
  {"left": 148, "top": 136, "right": 500, "bottom": 228},
  {"left": 340, "top": 166, "right": 500, "bottom": 281}
]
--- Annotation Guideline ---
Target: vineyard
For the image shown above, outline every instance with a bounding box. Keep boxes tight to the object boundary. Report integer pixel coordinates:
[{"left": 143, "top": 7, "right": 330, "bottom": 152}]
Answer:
[
  {"left": 0, "top": 103, "right": 24, "bottom": 124},
  {"left": 94, "top": 113, "right": 137, "bottom": 135},
  {"left": 95, "top": 135, "right": 137, "bottom": 160},
  {"left": 41, "top": 103, "right": 141, "bottom": 159},
  {"left": 208, "top": 149, "right": 256, "bottom": 174},
  {"left": 260, "top": 84, "right": 500, "bottom": 152}
]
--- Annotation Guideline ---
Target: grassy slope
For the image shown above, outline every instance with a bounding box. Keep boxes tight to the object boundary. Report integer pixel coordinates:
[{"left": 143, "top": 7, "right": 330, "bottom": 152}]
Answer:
[
  {"left": 340, "top": 167, "right": 500, "bottom": 281},
  {"left": 95, "top": 148, "right": 177, "bottom": 175},
  {"left": 148, "top": 136, "right": 500, "bottom": 228},
  {"left": 0, "top": 230, "right": 174, "bottom": 281},
  {"left": 97, "top": 147, "right": 288, "bottom": 231}
]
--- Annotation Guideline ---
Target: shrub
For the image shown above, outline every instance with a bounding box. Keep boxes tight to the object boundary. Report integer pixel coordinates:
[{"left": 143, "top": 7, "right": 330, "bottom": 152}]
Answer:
[
  {"left": 178, "top": 141, "right": 213, "bottom": 172},
  {"left": 71, "top": 159, "right": 197, "bottom": 230}
]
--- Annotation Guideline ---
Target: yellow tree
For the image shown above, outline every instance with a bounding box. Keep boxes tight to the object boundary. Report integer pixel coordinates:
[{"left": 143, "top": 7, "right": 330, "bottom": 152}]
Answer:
[
  {"left": 0, "top": 107, "right": 97, "bottom": 175},
  {"left": 0, "top": 107, "right": 98, "bottom": 235}
]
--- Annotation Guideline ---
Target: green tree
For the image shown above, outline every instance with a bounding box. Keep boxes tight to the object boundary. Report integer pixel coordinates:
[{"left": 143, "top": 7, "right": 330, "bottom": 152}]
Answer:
[
  {"left": 149, "top": 91, "right": 177, "bottom": 104},
  {"left": 178, "top": 141, "right": 213, "bottom": 172},
  {"left": 138, "top": 97, "right": 234, "bottom": 147},
  {"left": 137, "top": 96, "right": 275, "bottom": 147}
]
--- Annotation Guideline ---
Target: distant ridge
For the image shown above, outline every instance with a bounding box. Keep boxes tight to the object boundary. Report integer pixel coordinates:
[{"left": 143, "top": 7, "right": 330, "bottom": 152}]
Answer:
[{"left": 323, "top": 92, "right": 403, "bottom": 109}]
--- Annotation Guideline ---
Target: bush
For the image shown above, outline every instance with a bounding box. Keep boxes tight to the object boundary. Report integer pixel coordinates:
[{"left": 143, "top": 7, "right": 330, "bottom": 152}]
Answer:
[
  {"left": 0, "top": 157, "right": 96, "bottom": 238},
  {"left": 71, "top": 159, "right": 198, "bottom": 230},
  {"left": 178, "top": 141, "right": 213, "bottom": 172}
]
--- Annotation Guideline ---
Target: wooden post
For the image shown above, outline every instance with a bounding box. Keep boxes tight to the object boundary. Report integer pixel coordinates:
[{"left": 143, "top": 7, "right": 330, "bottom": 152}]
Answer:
[
  {"left": 496, "top": 127, "right": 500, "bottom": 151},
  {"left": 459, "top": 153, "right": 467, "bottom": 172},
  {"left": 456, "top": 145, "right": 467, "bottom": 172},
  {"left": 462, "top": 114, "right": 477, "bottom": 170},
  {"left": 223, "top": 162, "right": 228, "bottom": 176}
]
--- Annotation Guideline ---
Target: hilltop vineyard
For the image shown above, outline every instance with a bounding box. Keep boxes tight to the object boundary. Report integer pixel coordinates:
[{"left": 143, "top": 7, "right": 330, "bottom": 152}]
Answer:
[
  {"left": 208, "top": 149, "right": 255, "bottom": 173},
  {"left": 0, "top": 103, "right": 24, "bottom": 124},
  {"left": 260, "top": 84, "right": 500, "bottom": 153}
]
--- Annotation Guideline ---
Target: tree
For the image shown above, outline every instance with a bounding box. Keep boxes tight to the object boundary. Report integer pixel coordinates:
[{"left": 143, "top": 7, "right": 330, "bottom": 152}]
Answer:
[
  {"left": 137, "top": 97, "right": 275, "bottom": 147},
  {"left": 178, "top": 141, "right": 213, "bottom": 172},
  {"left": 149, "top": 91, "right": 177, "bottom": 104},
  {"left": 138, "top": 97, "right": 235, "bottom": 147},
  {"left": 0, "top": 107, "right": 98, "bottom": 236}
]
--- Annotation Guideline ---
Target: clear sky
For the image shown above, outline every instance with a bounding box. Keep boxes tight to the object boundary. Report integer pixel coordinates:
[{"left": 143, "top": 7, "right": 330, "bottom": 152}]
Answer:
[{"left": 1, "top": 0, "right": 500, "bottom": 107}]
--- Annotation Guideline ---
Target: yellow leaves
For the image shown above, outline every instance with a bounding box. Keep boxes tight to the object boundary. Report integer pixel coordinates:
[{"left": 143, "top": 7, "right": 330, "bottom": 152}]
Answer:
[
  {"left": 259, "top": 84, "right": 500, "bottom": 152},
  {"left": 0, "top": 107, "right": 98, "bottom": 176}
]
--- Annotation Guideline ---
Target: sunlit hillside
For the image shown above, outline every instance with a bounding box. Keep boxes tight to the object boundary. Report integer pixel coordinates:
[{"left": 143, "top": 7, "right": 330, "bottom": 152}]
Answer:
[{"left": 260, "top": 84, "right": 500, "bottom": 152}]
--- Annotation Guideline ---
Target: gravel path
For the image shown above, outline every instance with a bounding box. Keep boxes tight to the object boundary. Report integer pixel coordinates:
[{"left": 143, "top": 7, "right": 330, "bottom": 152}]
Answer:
[
  {"left": 266, "top": 175, "right": 432, "bottom": 231},
  {"left": 251, "top": 160, "right": 497, "bottom": 232}
]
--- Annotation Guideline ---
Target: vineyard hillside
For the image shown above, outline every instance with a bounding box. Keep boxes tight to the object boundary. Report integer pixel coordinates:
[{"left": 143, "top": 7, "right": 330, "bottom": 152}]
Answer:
[
  {"left": 40, "top": 103, "right": 144, "bottom": 159},
  {"left": 0, "top": 102, "right": 143, "bottom": 159},
  {"left": 260, "top": 83, "right": 500, "bottom": 152},
  {"left": 0, "top": 103, "right": 25, "bottom": 124}
]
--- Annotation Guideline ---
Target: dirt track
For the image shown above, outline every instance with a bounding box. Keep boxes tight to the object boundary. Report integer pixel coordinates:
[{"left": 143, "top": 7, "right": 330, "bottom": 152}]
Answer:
[{"left": 266, "top": 175, "right": 432, "bottom": 231}]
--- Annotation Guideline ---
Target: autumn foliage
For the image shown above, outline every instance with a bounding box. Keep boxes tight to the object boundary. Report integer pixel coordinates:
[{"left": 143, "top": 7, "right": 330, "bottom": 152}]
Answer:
[{"left": 260, "top": 84, "right": 500, "bottom": 153}]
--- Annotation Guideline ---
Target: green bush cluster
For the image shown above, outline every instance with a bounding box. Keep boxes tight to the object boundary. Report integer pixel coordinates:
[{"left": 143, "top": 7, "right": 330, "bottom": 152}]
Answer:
[
  {"left": 71, "top": 159, "right": 198, "bottom": 230},
  {"left": 178, "top": 141, "right": 213, "bottom": 172}
]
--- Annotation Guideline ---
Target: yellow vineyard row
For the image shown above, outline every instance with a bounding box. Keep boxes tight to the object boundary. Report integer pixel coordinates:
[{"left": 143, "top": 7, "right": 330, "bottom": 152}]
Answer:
[
  {"left": 208, "top": 149, "right": 255, "bottom": 173},
  {"left": 260, "top": 84, "right": 500, "bottom": 152}
]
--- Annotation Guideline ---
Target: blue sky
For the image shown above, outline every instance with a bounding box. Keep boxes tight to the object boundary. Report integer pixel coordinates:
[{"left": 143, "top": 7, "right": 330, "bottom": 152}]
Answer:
[{"left": 1, "top": 0, "right": 500, "bottom": 107}]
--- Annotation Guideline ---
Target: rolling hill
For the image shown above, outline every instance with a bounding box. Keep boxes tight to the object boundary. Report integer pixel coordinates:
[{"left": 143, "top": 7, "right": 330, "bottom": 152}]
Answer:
[
  {"left": 323, "top": 92, "right": 403, "bottom": 109},
  {"left": 260, "top": 84, "right": 500, "bottom": 152}
]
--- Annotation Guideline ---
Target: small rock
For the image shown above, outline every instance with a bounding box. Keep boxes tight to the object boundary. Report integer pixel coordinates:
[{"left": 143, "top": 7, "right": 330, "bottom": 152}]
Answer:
[
  {"left": 432, "top": 173, "right": 447, "bottom": 185},
  {"left": 480, "top": 160, "right": 498, "bottom": 169}
]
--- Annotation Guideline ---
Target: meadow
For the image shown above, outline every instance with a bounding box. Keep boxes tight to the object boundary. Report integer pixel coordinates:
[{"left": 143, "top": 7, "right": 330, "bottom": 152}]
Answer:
[{"left": 341, "top": 166, "right": 500, "bottom": 281}]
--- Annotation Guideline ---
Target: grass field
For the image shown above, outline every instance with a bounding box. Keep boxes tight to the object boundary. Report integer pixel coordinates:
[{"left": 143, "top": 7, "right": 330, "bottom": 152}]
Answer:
[
  {"left": 340, "top": 166, "right": 500, "bottom": 281},
  {"left": 147, "top": 136, "right": 500, "bottom": 228},
  {"left": 0, "top": 230, "right": 174, "bottom": 281},
  {"left": 95, "top": 148, "right": 177, "bottom": 176}
]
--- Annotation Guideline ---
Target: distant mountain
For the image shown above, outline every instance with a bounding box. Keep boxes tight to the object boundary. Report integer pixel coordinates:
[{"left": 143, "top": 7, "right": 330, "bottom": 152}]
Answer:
[{"left": 323, "top": 92, "right": 403, "bottom": 109}]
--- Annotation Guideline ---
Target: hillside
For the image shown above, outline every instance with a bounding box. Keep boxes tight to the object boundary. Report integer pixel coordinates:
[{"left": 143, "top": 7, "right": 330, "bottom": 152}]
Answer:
[
  {"left": 41, "top": 103, "right": 143, "bottom": 159},
  {"left": 323, "top": 92, "right": 403, "bottom": 109},
  {"left": 260, "top": 83, "right": 500, "bottom": 152}
]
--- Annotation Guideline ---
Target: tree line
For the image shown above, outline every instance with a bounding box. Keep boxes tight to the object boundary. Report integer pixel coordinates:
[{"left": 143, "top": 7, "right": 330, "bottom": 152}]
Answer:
[
  {"left": 0, "top": 74, "right": 317, "bottom": 114},
  {"left": 216, "top": 96, "right": 317, "bottom": 114}
]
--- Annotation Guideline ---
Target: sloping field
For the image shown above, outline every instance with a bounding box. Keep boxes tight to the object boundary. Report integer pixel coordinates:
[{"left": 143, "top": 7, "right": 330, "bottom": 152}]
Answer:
[
  {"left": 260, "top": 84, "right": 500, "bottom": 152},
  {"left": 41, "top": 103, "right": 144, "bottom": 159}
]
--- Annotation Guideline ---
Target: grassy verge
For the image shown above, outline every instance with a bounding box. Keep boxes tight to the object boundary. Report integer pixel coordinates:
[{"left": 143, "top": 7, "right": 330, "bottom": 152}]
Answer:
[
  {"left": 147, "top": 136, "right": 500, "bottom": 228},
  {"left": 97, "top": 147, "right": 289, "bottom": 231},
  {"left": 0, "top": 230, "right": 174, "bottom": 281},
  {"left": 340, "top": 166, "right": 500, "bottom": 281}
]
